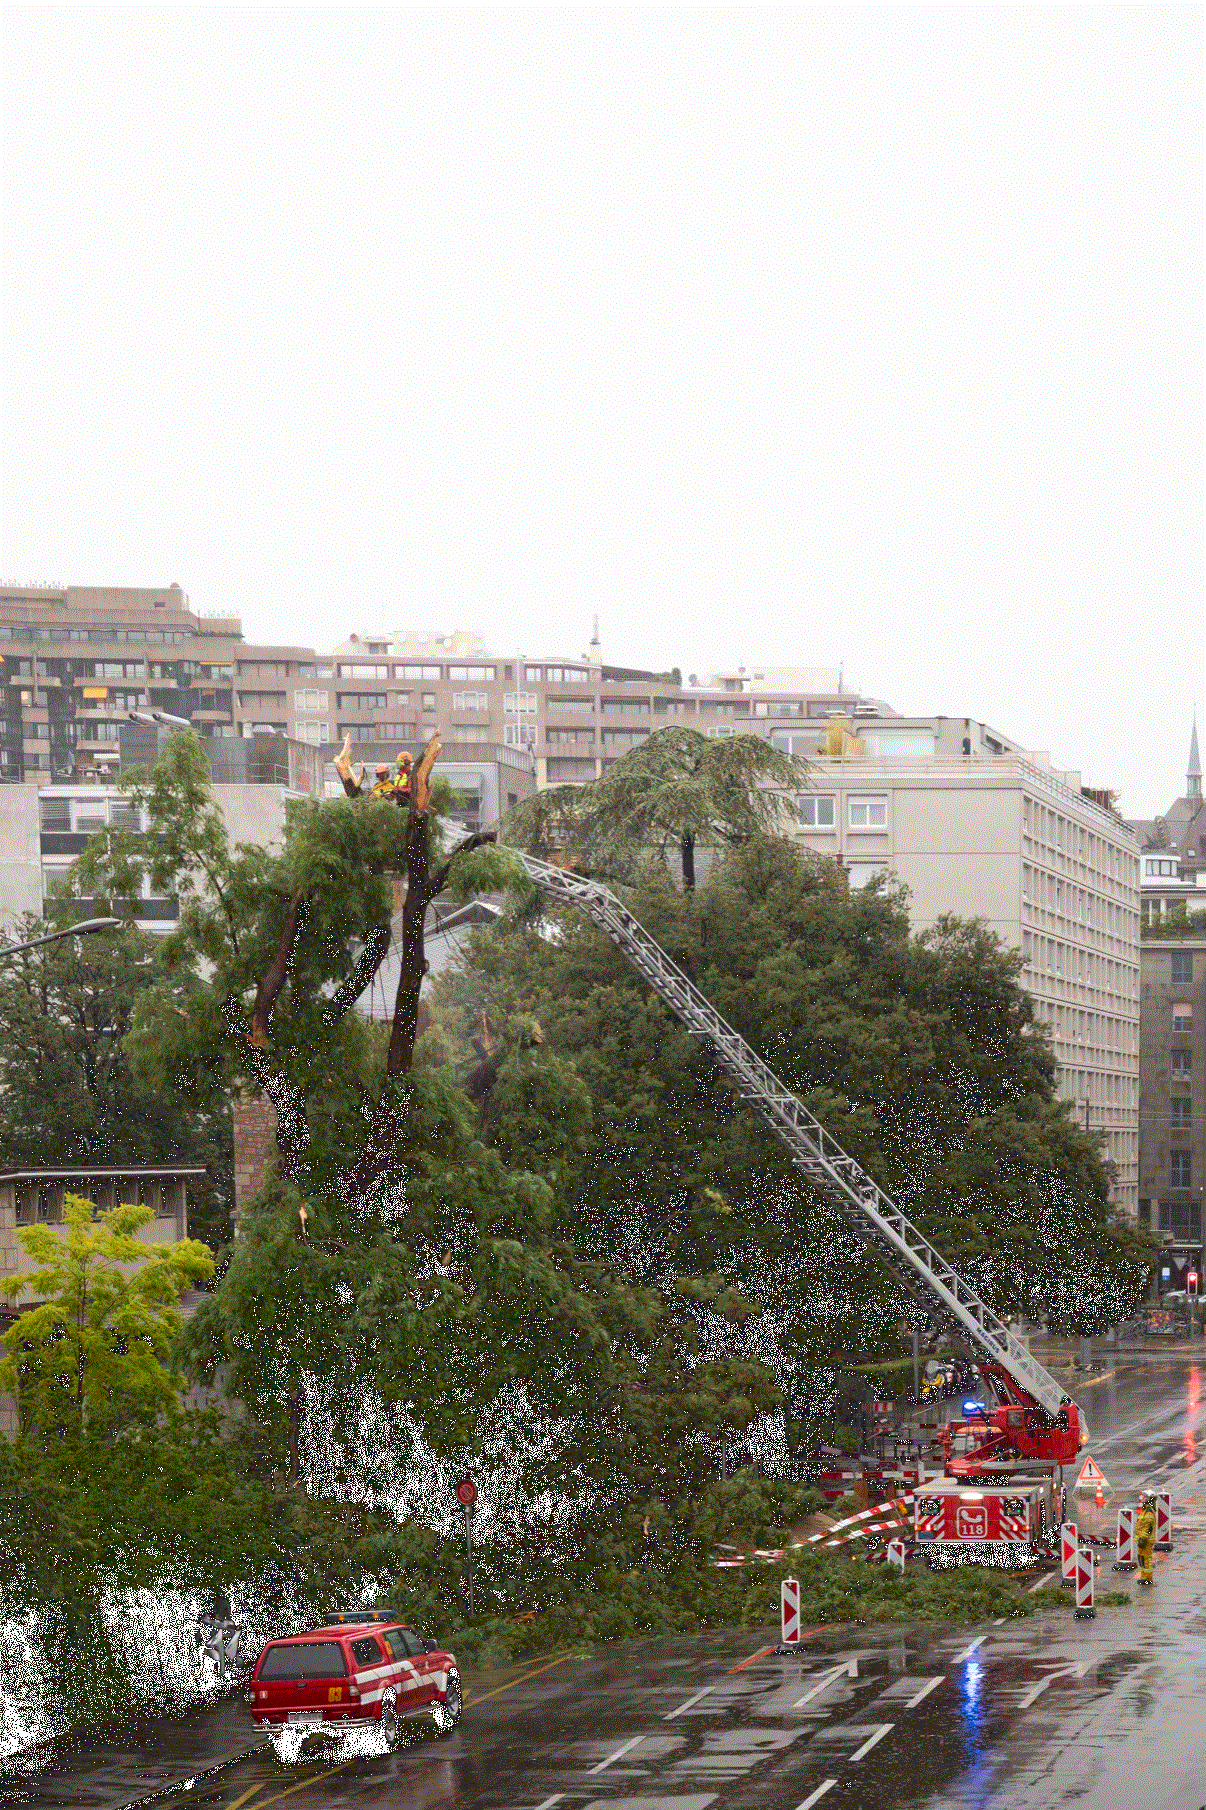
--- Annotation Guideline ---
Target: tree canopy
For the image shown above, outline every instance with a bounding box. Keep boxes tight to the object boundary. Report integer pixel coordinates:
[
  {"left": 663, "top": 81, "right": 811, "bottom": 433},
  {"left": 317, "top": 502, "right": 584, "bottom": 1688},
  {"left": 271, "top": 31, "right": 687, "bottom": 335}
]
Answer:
[
  {"left": 501, "top": 725, "right": 811, "bottom": 888},
  {"left": 53, "top": 729, "right": 776, "bottom": 1520},
  {"left": 0, "top": 914, "right": 232, "bottom": 1248},
  {"left": 434, "top": 834, "right": 1153, "bottom": 1458}
]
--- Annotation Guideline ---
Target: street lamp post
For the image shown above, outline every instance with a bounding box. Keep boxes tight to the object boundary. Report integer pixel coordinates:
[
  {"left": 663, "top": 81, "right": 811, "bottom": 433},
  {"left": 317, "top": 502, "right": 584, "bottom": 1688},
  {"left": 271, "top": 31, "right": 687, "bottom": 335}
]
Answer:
[{"left": 0, "top": 918, "right": 123, "bottom": 960}]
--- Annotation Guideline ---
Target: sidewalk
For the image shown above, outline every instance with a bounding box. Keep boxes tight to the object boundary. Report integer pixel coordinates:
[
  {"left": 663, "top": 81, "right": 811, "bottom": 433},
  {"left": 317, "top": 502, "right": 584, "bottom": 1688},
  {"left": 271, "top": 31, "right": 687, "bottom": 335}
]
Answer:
[{"left": 0, "top": 1689, "right": 267, "bottom": 1810}]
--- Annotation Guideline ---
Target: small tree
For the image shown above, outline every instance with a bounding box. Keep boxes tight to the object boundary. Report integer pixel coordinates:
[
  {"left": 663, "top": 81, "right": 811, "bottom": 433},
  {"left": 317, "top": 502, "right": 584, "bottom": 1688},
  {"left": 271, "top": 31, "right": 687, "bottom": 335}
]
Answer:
[
  {"left": 502, "top": 725, "right": 811, "bottom": 889},
  {"left": 0, "top": 1194, "right": 214, "bottom": 1440}
]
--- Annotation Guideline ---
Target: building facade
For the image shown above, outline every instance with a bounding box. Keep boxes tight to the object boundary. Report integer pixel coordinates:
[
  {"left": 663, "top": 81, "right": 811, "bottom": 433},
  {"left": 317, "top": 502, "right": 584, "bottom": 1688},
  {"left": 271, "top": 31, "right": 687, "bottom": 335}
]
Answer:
[
  {"left": 1138, "top": 937, "right": 1205, "bottom": 1291},
  {"left": 769, "top": 716, "right": 1141, "bottom": 1222}
]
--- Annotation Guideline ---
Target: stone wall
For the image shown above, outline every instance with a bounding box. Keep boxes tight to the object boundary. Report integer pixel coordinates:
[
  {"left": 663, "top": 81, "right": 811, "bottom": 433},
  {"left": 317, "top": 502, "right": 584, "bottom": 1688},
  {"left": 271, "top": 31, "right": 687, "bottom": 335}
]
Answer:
[{"left": 233, "top": 1089, "right": 279, "bottom": 1213}]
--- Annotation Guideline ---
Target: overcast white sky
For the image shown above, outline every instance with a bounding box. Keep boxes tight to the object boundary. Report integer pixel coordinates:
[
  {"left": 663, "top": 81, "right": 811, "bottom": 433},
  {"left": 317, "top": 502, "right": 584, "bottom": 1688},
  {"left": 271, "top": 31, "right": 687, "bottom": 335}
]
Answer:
[{"left": 3, "top": 7, "right": 1201, "bottom": 818}]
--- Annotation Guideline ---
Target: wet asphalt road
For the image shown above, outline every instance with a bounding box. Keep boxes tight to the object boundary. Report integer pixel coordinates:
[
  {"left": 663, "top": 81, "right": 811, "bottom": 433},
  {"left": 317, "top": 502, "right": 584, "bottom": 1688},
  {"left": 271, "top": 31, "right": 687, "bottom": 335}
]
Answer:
[{"left": 10, "top": 1352, "right": 1206, "bottom": 1810}]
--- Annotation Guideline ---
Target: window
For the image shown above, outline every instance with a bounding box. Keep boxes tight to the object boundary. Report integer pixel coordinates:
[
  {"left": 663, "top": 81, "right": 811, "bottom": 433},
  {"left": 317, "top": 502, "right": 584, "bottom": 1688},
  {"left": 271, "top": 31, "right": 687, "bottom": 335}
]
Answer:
[
  {"left": 1172, "top": 953, "right": 1193, "bottom": 984},
  {"left": 14, "top": 1187, "right": 27, "bottom": 1225},
  {"left": 707, "top": 725, "right": 735, "bottom": 738},
  {"left": 525, "top": 666, "right": 543, "bottom": 682},
  {"left": 602, "top": 729, "right": 649, "bottom": 746},
  {"left": 338, "top": 663, "right": 391, "bottom": 680},
  {"left": 1138, "top": 1198, "right": 1151, "bottom": 1228},
  {"left": 1171, "top": 1097, "right": 1192, "bottom": 1129},
  {"left": 294, "top": 689, "right": 329, "bottom": 712},
  {"left": 504, "top": 723, "right": 537, "bottom": 747},
  {"left": 1171, "top": 1152, "right": 1192, "bottom": 1190},
  {"left": 547, "top": 697, "right": 594, "bottom": 714},
  {"left": 544, "top": 727, "right": 594, "bottom": 744},
  {"left": 601, "top": 699, "right": 650, "bottom": 714},
  {"left": 1173, "top": 1004, "right": 1193, "bottom": 1034},
  {"left": 1022, "top": 865, "right": 1031, "bottom": 901},
  {"left": 848, "top": 795, "right": 887, "bottom": 829},
  {"left": 505, "top": 692, "right": 538, "bottom": 713},
  {"left": 449, "top": 665, "right": 496, "bottom": 681},
  {"left": 39, "top": 796, "right": 71, "bottom": 831},
  {"left": 797, "top": 794, "right": 835, "bottom": 828},
  {"left": 295, "top": 721, "right": 330, "bottom": 744},
  {"left": 847, "top": 861, "right": 888, "bottom": 891},
  {"left": 654, "top": 697, "right": 692, "bottom": 714},
  {"left": 421, "top": 692, "right": 437, "bottom": 711},
  {"left": 336, "top": 693, "right": 388, "bottom": 711},
  {"left": 348, "top": 1635, "right": 384, "bottom": 1666},
  {"left": 373, "top": 722, "right": 416, "bottom": 740},
  {"left": 452, "top": 691, "right": 488, "bottom": 711},
  {"left": 257, "top": 1642, "right": 348, "bottom": 1681}
]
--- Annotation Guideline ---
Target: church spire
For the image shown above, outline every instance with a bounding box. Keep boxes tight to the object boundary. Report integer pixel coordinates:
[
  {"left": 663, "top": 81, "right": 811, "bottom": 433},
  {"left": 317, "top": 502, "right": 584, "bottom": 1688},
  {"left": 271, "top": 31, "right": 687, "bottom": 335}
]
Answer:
[{"left": 1189, "top": 714, "right": 1202, "bottom": 801}]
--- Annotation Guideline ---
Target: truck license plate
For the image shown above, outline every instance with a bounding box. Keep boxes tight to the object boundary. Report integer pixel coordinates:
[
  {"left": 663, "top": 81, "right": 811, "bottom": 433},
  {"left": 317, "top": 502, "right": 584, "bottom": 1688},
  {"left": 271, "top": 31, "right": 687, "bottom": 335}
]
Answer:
[{"left": 287, "top": 1712, "right": 323, "bottom": 1725}]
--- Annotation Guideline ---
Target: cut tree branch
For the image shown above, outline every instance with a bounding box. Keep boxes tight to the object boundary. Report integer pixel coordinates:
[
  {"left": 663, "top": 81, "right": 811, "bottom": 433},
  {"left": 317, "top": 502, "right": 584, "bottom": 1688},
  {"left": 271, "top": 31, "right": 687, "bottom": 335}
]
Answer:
[
  {"left": 334, "top": 733, "right": 365, "bottom": 799},
  {"left": 251, "top": 890, "right": 312, "bottom": 1050},
  {"left": 321, "top": 922, "right": 392, "bottom": 1028}
]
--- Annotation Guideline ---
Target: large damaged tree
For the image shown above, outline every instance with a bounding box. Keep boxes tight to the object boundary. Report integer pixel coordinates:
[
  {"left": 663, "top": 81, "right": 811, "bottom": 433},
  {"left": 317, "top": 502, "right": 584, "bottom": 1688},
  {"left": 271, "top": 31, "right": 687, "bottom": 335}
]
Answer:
[{"left": 67, "top": 730, "right": 777, "bottom": 1518}]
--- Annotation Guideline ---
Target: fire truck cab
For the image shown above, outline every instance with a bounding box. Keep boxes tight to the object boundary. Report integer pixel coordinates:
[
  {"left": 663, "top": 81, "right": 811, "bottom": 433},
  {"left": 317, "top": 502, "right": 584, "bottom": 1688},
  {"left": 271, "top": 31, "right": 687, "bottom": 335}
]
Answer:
[{"left": 914, "top": 1475, "right": 1055, "bottom": 1550}]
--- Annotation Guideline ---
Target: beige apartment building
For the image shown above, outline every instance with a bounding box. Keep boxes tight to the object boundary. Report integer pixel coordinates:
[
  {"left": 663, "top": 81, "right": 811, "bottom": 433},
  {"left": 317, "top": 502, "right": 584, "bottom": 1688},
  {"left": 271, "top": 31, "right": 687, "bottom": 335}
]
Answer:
[{"left": 767, "top": 716, "right": 1141, "bottom": 1222}]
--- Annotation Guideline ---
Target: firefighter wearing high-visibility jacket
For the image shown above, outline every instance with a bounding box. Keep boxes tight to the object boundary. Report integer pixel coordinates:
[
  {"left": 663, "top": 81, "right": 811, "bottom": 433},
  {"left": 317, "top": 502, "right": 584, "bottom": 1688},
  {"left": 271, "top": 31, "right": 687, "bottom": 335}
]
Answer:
[{"left": 1136, "top": 1494, "right": 1157, "bottom": 1585}]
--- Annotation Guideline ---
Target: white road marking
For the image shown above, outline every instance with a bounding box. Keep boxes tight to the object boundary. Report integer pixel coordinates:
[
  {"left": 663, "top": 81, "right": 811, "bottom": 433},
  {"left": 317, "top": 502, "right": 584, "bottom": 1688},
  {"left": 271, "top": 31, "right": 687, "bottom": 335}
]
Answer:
[
  {"left": 795, "top": 1783, "right": 838, "bottom": 1809},
  {"left": 531, "top": 1799, "right": 564, "bottom": 1809},
  {"left": 849, "top": 1723, "right": 894, "bottom": 1762},
  {"left": 792, "top": 1661, "right": 856, "bottom": 1708},
  {"left": 1016, "top": 1661, "right": 1089, "bottom": 1708},
  {"left": 993, "top": 1617, "right": 1006, "bottom": 1624},
  {"left": 1028, "top": 1573, "right": 1054, "bottom": 1593},
  {"left": 664, "top": 1685, "right": 715, "bottom": 1720},
  {"left": 951, "top": 1636, "right": 987, "bottom": 1662},
  {"left": 905, "top": 1676, "right": 944, "bottom": 1709},
  {"left": 588, "top": 1733, "right": 646, "bottom": 1773}
]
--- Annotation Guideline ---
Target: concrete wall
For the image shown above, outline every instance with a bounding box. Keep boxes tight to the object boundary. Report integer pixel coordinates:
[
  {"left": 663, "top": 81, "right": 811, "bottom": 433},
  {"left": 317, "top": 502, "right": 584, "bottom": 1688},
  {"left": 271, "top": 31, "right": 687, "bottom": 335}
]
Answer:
[{"left": 0, "top": 784, "right": 44, "bottom": 935}]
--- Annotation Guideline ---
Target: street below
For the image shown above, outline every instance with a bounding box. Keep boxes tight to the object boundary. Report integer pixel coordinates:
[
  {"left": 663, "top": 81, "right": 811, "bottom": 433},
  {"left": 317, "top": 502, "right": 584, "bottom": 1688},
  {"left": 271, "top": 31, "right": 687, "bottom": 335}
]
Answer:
[{"left": 6, "top": 1349, "right": 1205, "bottom": 1810}]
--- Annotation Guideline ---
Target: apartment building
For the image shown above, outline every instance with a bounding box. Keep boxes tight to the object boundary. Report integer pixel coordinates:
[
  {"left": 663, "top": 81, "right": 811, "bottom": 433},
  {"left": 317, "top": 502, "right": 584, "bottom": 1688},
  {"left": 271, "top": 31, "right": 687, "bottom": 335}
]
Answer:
[
  {"left": 767, "top": 715, "right": 1141, "bottom": 1222},
  {"left": 1128, "top": 722, "right": 1206, "bottom": 928},
  {"left": 1138, "top": 937, "right": 1205, "bottom": 1290}
]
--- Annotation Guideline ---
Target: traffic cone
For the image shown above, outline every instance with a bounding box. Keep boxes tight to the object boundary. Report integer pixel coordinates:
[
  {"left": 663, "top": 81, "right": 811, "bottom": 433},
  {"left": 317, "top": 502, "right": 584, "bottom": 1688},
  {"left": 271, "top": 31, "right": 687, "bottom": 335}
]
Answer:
[{"left": 1095, "top": 1480, "right": 1104, "bottom": 1508}]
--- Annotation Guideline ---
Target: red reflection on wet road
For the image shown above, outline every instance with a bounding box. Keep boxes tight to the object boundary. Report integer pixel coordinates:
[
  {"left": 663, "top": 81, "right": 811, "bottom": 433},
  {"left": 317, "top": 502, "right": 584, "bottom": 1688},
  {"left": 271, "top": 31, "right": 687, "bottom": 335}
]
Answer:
[{"left": 1183, "top": 1365, "right": 1200, "bottom": 1466}]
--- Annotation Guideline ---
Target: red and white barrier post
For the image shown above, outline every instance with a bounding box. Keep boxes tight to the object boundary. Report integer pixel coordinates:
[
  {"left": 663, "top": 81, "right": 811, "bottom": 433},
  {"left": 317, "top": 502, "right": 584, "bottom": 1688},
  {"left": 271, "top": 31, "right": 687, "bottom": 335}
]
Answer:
[
  {"left": 1113, "top": 1505, "right": 1137, "bottom": 1571},
  {"left": 1060, "top": 1520, "right": 1079, "bottom": 1589},
  {"left": 886, "top": 1538, "right": 906, "bottom": 1573},
  {"left": 780, "top": 1575, "right": 801, "bottom": 1648},
  {"left": 1074, "top": 1542, "right": 1095, "bottom": 1620},
  {"left": 1154, "top": 1491, "right": 1173, "bottom": 1551}
]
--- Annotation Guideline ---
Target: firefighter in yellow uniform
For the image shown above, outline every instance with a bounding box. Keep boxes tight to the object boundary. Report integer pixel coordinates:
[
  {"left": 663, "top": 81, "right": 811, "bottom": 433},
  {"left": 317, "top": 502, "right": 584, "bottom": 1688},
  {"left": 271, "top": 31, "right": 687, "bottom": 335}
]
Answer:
[{"left": 1135, "top": 1493, "right": 1157, "bottom": 1586}]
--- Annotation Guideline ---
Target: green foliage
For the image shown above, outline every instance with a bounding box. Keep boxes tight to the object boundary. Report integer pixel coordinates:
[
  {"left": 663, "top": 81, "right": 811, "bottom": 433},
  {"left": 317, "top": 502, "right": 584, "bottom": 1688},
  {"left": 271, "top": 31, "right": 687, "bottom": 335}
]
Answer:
[
  {"left": 499, "top": 726, "right": 811, "bottom": 889},
  {"left": 435, "top": 833, "right": 1152, "bottom": 1430},
  {"left": 0, "top": 1194, "right": 214, "bottom": 1439},
  {"left": 1142, "top": 905, "right": 1206, "bottom": 940}
]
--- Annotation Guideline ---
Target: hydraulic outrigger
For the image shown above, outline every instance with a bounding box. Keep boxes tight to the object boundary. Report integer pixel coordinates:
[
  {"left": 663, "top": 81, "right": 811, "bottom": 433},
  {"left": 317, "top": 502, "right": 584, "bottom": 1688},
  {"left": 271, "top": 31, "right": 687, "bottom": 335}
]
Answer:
[{"left": 512, "top": 852, "right": 1089, "bottom": 1498}]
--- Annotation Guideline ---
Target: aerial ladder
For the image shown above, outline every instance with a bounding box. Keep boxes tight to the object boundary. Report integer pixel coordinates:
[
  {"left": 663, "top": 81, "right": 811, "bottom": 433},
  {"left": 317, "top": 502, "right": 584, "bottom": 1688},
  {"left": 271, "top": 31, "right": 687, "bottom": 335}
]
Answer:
[{"left": 512, "top": 852, "right": 1089, "bottom": 1485}]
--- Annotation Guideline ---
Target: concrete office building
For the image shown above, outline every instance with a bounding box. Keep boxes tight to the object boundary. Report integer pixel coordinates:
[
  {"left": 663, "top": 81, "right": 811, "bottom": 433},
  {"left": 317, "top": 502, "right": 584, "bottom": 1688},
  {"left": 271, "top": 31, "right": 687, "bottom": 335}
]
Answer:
[
  {"left": 1138, "top": 936, "right": 1205, "bottom": 1290},
  {"left": 768, "top": 714, "right": 1141, "bottom": 1222}
]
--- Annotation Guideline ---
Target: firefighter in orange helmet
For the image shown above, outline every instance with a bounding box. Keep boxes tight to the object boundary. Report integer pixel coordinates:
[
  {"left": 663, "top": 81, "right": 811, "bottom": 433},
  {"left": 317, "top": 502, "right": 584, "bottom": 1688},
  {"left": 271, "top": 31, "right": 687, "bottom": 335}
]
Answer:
[{"left": 1135, "top": 1493, "right": 1156, "bottom": 1585}]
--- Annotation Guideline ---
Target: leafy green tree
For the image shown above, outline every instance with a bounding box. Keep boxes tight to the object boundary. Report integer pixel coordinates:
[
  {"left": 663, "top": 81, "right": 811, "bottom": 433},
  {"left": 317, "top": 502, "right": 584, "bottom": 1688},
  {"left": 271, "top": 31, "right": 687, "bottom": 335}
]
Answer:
[
  {"left": 57, "top": 729, "right": 776, "bottom": 1519},
  {"left": 434, "top": 835, "right": 1153, "bottom": 1467},
  {"left": 502, "top": 726, "right": 811, "bottom": 889},
  {"left": 0, "top": 914, "right": 232, "bottom": 1249},
  {"left": 0, "top": 1193, "right": 214, "bottom": 1439}
]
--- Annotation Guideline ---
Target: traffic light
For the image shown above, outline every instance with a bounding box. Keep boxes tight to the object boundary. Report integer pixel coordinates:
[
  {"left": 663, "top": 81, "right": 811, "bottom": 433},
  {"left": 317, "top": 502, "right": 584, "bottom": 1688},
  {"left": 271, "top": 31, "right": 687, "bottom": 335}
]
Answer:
[{"left": 1188, "top": 1272, "right": 1198, "bottom": 1299}]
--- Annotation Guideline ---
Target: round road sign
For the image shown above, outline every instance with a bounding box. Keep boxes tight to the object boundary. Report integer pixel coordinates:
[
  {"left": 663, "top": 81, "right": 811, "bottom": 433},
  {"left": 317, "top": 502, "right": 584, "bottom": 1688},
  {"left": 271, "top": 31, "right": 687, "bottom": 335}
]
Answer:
[{"left": 455, "top": 1478, "right": 477, "bottom": 1507}]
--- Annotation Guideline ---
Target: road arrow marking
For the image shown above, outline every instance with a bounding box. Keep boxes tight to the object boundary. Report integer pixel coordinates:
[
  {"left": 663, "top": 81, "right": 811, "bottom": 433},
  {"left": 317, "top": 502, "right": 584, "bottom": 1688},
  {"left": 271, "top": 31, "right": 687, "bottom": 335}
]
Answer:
[
  {"left": 1017, "top": 1661, "right": 1090, "bottom": 1708},
  {"left": 792, "top": 1661, "right": 858, "bottom": 1708}
]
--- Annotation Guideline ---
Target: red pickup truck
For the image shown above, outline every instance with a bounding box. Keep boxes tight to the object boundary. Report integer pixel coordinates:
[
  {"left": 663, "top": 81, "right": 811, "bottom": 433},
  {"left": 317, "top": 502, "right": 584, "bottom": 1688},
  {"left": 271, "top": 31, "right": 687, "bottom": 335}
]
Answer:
[{"left": 246, "top": 1609, "right": 461, "bottom": 1747}]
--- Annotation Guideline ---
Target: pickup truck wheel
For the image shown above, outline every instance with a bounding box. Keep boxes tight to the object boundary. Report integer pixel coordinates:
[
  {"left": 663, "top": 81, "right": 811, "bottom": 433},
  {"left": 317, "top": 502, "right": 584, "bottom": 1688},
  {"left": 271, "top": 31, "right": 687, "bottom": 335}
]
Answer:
[
  {"left": 380, "top": 1693, "right": 401, "bottom": 1750},
  {"left": 435, "top": 1673, "right": 461, "bottom": 1736}
]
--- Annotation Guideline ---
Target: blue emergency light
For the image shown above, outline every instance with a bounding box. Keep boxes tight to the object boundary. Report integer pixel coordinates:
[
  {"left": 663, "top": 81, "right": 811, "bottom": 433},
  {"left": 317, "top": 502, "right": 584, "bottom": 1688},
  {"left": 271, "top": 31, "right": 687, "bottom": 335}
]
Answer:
[{"left": 962, "top": 1399, "right": 987, "bottom": 1417}]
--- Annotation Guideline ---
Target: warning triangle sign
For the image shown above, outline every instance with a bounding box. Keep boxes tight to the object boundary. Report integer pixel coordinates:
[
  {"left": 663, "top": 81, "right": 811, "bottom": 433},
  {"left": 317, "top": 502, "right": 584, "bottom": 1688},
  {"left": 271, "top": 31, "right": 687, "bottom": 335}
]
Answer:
[{"left": 1075, "top": 1455, "right": 1108, "bottom": 1488}]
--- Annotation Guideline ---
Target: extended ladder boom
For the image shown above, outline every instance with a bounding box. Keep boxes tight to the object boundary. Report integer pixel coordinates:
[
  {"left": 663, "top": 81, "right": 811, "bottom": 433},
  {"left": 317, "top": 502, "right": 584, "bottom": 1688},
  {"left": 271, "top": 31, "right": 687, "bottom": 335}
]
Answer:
[{"left": 514, "top": 853, "right": 1074, "bottom": 1423}]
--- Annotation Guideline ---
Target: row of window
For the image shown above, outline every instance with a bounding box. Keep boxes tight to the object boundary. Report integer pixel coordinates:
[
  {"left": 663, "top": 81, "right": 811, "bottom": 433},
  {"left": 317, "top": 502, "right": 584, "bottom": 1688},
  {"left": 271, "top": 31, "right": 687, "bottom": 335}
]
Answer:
[
  {"left": 13, "top": 1180, "right": 177, "bottom": 1222},
  {"left": 1140, "top": 1200, "right": 1202, "bottom": 1238},
  {"left": 795, "top": 794, "right": 887, "bottom": 830},
  {"left": 0, "top": 624, "right": 194, "bottom": 645},
  {"left": 1023, "top": 936, "right": 1137, "bottom": 994},
  {"left": 1022, "top": 799, "right": 1135, "bottom": 880}
]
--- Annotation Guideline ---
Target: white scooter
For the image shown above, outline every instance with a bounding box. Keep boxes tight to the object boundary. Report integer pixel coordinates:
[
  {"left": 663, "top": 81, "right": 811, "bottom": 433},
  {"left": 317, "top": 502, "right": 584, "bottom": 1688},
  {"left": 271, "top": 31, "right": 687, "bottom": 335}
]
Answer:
[{"left": 188, "top": 1600, "right": 242, "bottom": 1679}]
